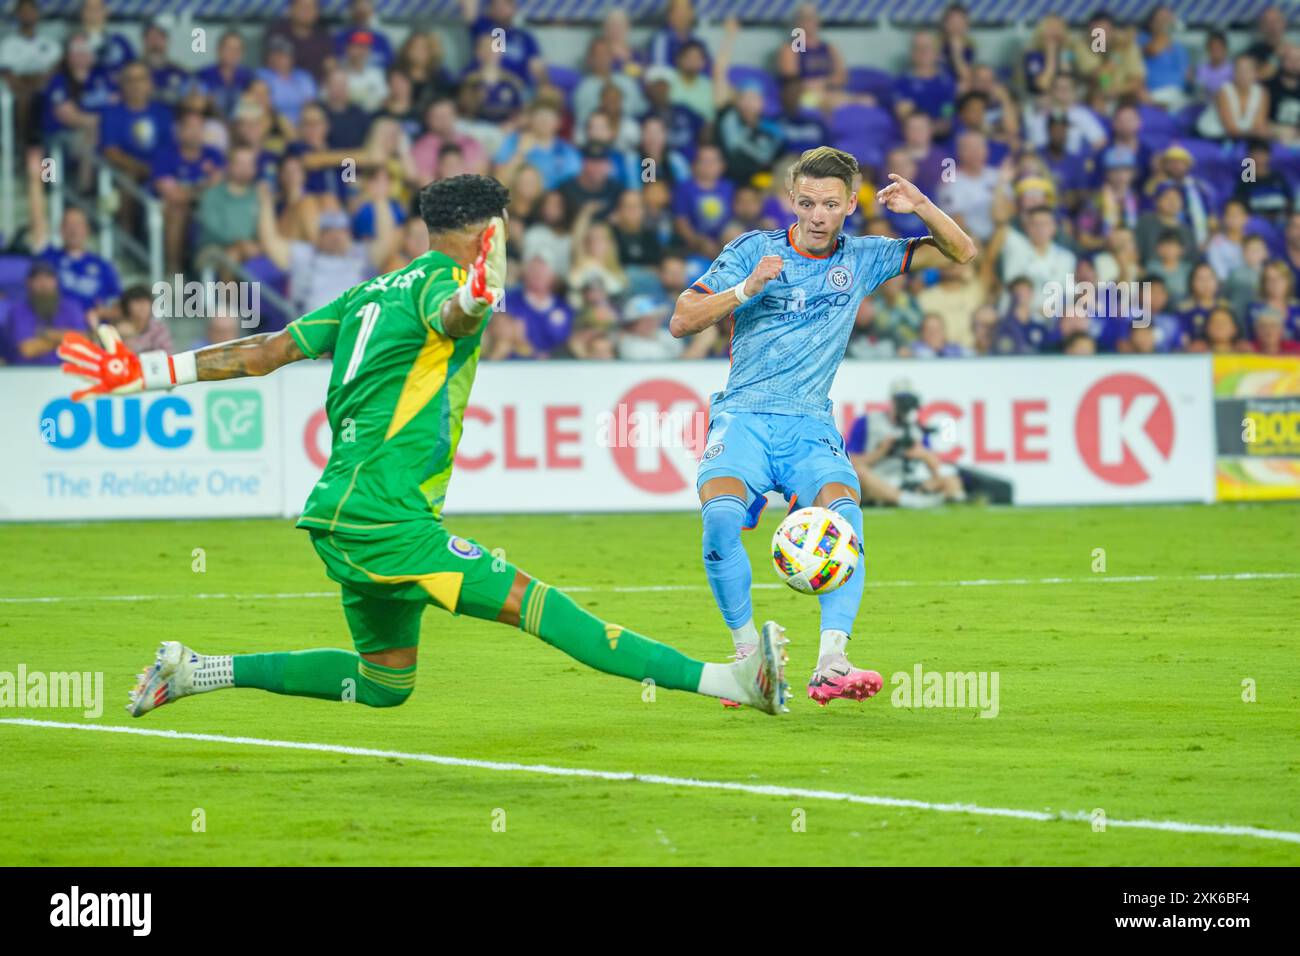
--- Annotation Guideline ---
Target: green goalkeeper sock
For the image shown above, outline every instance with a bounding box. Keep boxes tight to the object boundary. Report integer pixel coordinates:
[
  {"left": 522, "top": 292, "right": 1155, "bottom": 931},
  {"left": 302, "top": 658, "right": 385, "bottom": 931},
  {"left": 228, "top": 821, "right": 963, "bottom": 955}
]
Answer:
[
  {"left": 518, "top": 580, "right": 705, "bottom": 692},
  {"left": 231, "top": 649, "right": 415, "bottom": 708}
]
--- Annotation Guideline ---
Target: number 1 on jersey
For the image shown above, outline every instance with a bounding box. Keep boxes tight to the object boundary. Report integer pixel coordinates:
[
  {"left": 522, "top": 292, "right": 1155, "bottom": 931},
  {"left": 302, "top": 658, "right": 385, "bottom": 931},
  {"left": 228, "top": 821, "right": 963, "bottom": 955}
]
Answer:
[{"left": 342, "top": 302, "right": 381, "bottom": 384}]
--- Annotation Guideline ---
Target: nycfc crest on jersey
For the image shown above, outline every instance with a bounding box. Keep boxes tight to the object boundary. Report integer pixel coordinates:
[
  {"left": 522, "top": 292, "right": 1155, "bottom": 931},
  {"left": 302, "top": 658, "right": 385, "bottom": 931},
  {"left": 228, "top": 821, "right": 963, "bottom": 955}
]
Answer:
[{"left": 691, "top": 225, "right": 917, "bottom": 421}]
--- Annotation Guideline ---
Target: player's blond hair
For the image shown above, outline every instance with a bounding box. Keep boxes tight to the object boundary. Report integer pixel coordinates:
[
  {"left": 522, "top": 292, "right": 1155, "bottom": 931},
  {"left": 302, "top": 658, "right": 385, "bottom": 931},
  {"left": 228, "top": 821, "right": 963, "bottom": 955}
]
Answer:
[{"left": 787, "top": 146, "right": 860, "bottom": 197}]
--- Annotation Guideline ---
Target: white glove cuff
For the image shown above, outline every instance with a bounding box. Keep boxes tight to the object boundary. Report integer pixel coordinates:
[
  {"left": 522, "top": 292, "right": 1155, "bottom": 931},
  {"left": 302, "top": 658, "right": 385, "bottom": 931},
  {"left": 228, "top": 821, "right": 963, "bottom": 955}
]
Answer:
[{"left": 140, "top": 350, "right": 198, "bottom": 390}]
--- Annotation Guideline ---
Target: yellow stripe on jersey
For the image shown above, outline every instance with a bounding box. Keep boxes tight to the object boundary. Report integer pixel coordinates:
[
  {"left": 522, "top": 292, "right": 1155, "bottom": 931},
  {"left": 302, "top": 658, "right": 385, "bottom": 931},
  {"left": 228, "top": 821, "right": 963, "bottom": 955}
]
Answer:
[
  {"left": 385, "top": 325, "right": 455, "bottom": 441},
  {"left": 329, "top": 535, "right": 464, "bottom": 612}
]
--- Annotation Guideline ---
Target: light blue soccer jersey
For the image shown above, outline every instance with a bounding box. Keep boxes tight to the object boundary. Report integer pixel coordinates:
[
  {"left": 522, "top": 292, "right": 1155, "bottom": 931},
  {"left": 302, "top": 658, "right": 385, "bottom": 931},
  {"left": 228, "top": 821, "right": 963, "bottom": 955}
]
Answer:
[{"left": 691, "top": 226, "right": 918, "bottom": 421}]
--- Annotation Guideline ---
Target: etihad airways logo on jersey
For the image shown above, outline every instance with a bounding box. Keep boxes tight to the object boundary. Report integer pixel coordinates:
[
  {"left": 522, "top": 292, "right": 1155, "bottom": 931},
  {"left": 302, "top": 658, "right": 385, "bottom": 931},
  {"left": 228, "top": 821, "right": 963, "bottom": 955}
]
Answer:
[{"left": 760, "top": 289, "right": 853, "bottom": 321}]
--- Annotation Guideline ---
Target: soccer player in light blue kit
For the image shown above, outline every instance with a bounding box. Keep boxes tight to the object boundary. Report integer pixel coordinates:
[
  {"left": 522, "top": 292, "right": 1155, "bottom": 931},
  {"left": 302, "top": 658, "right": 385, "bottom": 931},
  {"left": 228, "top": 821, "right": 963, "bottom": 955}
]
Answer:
[{"left": 670, "top": 146, "right": 977, "bottom": 705}]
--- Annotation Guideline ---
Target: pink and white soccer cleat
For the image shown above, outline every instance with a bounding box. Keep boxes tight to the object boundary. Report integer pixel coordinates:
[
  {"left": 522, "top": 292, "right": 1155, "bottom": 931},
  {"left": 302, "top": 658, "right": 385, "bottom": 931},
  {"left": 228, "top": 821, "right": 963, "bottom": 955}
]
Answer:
[
  {"left": 807, "top": 653, "right": 883, "bottom": 706},
  {"left": 721, "top": 643, "right": 756, "bottom": 709}
]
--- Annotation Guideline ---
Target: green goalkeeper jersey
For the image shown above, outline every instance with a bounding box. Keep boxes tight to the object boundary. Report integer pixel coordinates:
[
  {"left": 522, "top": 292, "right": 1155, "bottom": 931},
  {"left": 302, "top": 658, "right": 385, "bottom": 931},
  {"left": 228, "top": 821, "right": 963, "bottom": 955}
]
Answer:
[{"left": 287, "top": 249, "right": 483, "bottom": 535}]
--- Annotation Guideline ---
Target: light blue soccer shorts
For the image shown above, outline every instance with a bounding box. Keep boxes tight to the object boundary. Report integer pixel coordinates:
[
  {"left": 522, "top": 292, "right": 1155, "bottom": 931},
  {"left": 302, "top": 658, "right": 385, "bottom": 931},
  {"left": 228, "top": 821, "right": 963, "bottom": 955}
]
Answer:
[{"left": 696, "top": 410, "right": 861, "bottom": 529}]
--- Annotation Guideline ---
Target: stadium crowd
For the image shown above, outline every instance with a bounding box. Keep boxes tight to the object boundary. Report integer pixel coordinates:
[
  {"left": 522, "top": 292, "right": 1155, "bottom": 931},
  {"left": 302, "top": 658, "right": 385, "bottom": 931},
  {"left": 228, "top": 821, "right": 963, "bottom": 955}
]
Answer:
[{"left": 2, "top": 0, "right": 1300, "bottom": 366}]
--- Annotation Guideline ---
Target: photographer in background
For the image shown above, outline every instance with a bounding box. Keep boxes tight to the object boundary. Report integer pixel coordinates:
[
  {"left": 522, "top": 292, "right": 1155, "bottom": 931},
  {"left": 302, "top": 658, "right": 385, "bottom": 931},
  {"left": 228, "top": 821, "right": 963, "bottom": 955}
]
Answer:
[{"left": 846, "top": 380, "right": 965, "bottom": 508}]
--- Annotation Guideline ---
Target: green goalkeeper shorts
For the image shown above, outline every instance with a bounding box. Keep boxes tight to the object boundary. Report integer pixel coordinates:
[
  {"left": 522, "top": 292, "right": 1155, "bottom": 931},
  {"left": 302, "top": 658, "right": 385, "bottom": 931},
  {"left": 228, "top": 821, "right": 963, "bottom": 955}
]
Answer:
[{"left": 309, "top": 524, "right": 518, "bottom": 654}]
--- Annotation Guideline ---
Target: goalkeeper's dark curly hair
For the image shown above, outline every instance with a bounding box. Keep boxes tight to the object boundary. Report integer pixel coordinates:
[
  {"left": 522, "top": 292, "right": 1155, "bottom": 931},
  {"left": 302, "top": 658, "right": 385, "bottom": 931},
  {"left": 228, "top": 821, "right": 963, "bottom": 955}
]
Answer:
[{"left": 417, "top": 174, "right": 510, "bottom": 234}]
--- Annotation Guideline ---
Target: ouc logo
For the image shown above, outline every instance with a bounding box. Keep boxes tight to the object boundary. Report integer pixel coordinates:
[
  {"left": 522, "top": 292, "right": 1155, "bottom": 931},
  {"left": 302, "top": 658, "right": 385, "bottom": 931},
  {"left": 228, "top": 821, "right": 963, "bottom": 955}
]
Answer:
[{"left": 40, "top": 396, "right": 194, "bottom": 450}]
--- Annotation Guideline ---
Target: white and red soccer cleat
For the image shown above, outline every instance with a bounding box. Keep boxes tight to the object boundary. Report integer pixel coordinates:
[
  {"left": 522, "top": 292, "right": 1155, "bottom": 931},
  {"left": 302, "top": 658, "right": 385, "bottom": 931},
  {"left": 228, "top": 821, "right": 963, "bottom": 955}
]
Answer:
[
  {"left": 732, "top": 623, "right": 789, "bottom": 715},
  {"left": 807, "top": 653, "right": 883, "bottom": 706},
  {"left": 720, "top": 642, "right": 756, "bottom": 708},
  {"left": 127, "top": 641, "right": 198, "bottom": 717}
]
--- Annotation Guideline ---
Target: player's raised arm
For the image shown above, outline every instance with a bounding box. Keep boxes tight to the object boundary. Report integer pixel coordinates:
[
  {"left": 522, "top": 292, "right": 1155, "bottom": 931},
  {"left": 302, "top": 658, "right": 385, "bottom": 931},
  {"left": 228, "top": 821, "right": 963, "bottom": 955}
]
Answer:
[
  {"left": 670, "top": 253, "right": 783, "bottom": 338},
  {"left": 875, "top": 173, "right": 978, "bottom": 270},
  {"left": 56, "top": 324, "right": 308, "bottom": 401}
]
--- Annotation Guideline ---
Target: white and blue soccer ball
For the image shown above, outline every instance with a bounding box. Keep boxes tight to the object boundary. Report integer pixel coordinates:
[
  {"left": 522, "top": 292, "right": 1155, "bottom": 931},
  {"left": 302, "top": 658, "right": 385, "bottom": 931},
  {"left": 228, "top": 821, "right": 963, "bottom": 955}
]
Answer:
[{"left": 771, "top": 506, "right": 862, "bottom": 595}]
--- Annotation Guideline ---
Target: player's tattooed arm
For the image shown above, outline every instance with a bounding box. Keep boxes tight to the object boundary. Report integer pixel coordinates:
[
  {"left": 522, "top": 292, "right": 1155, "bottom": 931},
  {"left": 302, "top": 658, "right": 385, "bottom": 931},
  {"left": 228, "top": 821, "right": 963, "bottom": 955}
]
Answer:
[
  {"left": 875, "top": 174, "right": 978, "bottom": 269},
  {"left": 670, "top": 254, "right": 784, "bottom": 337},
  {"left": 192, "top": 329, "right": 309, "bottom": 380}
]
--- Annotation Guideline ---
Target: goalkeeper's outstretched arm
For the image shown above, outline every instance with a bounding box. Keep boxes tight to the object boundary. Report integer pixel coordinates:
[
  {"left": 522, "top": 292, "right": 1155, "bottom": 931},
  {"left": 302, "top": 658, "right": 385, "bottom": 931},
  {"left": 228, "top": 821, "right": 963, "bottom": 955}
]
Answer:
[{"left": 57, "top": 324, "right": 308, "bottom": 401}]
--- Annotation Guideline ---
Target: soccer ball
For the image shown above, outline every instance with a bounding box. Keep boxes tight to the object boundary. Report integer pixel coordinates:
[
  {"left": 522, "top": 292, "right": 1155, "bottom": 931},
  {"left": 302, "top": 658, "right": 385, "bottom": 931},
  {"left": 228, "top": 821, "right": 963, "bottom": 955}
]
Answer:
[{"left": 771, "top": 506, "right": 862, "bottom": 595}]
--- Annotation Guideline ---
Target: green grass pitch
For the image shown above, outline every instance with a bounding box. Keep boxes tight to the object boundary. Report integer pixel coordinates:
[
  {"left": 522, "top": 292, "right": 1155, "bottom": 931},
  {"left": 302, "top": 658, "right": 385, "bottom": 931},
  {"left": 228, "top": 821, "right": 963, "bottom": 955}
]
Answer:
[{"left": 1, "top": 504, "right": 1297, "bottom": 866}]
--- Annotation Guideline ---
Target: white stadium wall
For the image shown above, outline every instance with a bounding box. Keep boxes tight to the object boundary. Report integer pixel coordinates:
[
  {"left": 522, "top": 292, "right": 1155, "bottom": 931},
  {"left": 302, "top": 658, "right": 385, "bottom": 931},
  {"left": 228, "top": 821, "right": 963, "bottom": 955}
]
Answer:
[{"left": 0, "top": 355, "right": 1217, "bottom": 522}]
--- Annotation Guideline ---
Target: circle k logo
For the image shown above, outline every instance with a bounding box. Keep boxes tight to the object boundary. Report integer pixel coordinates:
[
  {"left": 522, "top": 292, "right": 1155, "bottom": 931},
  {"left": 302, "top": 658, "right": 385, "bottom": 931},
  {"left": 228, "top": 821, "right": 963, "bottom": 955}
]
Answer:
[
  {"left": 607, "top": 380, "right": 708, "bottom": 494},
  {"left": 1074, "top": 373, "right": 1174, "bottom": 485}
]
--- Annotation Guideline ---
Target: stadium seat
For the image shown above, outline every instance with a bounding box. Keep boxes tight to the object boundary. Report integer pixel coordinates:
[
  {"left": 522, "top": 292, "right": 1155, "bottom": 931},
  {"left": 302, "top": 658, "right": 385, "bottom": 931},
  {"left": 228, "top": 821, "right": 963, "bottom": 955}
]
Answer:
[
  {"left": 1245, "top": 216, "right": 1287, "bottom": 258},
  {"left": 845, "top": 67, "right": 894, "bottom": 109},
  {"left": 546, "top": 64, "right": 582, "bottom": 109},
  {"left": 1138, "top": 104, "right": 1181, "bottom": 152},
  {"left": 830, "top": 104, "right": 898, "bottom": 164},
  {"left": 0, "top": 256, "right": 32, "bottom": 300}
]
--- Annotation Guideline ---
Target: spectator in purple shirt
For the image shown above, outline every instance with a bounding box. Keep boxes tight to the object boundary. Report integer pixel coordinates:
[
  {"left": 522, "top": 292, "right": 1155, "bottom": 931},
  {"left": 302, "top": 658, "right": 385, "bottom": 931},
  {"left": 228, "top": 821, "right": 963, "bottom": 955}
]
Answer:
[
  {"left": 154, "top": 110, "right": 226, "bottom": 274},
  {"left": 672, "top": 144, "right": 735, "bottom": 256},
  {"left": 197, "top": 31, "right": 255, "bottom": 119},
  {"left": 141, "top": 17, "right": 193, "bottom": 106},
  {"left": 3, "top": 261, "right": 87, "bottom": 366},
  {"left": 893, "top": 32, "right": 957, "bottom": 136},
  {"left": 498, "top": 256, "right": 575, "bottom": 358},
  {"left": 98, "top": 63, "right": 175, "bottom": 185},
  {"left": 465, "top": 0, "right": 545, "bottom": 86}
]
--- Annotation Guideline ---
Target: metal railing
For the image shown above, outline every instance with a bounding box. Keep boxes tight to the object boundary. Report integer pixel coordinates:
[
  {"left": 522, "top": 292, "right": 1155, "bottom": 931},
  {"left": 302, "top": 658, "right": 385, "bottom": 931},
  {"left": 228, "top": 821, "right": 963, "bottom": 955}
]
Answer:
[{"left": 0, "top": 84, "right": 14, "bottom": 247}]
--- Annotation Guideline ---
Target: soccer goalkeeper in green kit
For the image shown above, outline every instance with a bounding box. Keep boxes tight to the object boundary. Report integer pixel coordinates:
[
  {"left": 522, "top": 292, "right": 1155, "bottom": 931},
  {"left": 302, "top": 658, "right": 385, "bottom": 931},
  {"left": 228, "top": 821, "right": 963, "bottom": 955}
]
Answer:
[{"left": 57, "top": 175, "right": 789, "bottom": 717}]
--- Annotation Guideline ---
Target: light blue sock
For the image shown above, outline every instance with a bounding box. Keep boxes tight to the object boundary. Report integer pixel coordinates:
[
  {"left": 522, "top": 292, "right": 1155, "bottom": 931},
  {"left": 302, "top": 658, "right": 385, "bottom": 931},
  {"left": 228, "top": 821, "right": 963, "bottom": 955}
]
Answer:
[
  {"left": 701, "top": 494, "right": 753, "bottom": 630},
  {"left": 818, "top": 496, "right": 866, "bottom": 636}
]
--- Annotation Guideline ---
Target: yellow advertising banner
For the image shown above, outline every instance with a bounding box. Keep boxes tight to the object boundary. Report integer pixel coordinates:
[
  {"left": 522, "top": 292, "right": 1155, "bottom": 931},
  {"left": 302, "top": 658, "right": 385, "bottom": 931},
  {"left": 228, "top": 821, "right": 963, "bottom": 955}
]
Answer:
[{"left": 1213, "top": 355, "right": 1300, "bottom": 501}]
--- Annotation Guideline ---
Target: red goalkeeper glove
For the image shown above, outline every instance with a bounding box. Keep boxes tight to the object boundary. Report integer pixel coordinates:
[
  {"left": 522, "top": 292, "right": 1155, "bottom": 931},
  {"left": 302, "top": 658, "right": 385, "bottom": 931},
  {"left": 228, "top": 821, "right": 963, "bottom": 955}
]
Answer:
[
  {"left": 57, "top": 325, "right": 196, "bottom": 401},
  {"left": 455, "top": 217, "right": 507, "bottom": 319}
]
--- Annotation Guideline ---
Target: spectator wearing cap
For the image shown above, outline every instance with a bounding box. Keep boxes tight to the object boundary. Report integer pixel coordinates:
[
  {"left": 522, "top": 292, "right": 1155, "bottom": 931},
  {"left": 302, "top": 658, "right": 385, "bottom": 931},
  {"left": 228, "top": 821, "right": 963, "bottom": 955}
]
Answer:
[
  {"left": 1148, "top": 144, "right": 1213, "bottom": 248},
  {"left": 717, "top": 75, "right": 783, "bottom": 186},
  {"left": 1267, "top": 44, "right": 1300, "bottom": 142},
  {"left": 256, "top": 173, "right": 393, "bottom": 319},
  {"left": 672, "top": 145, "right": 735, "bottom": 257},
  {"left": 154, "top": 110, "right": 226, "bottom": 274},
  {"left": 1077, "top": 148, "right": 1141, "bottom": 249},
  {"left": 312, "top": 71, "right": 367, "bottom": 151},
  {"left": 0, "top": 0, "right": 63, "bottom": 154},
  {"left": 893, "top": 31, "right": 957, "bottom": 136},
  {"left": 1250, "top": 307, "right": 1300, "bottom": 354},
  {"left": 98, "top": 63, "right": 175, "bottom": 184},
  {"left": 258, "top": 34, "right": 318, "bottom": 128},
  {"left": 1197, "top": 53, "right": 1271, "bottom": 142},
  {"left": 575, "top": 37, "right": 647, "bottom": 130},
  {"left": 647, "top": 0, "right": 710, "bottom": 72},
  {"left": 413, "top": 98, "right": 488, "bottom": 182},
  {"left": 197, "top": 31, "right": 255, "bottom": 119},
  {"left": 1195, "top": 31, "right": 1233, "bottom": 101},
  {"left": 558, "top": 144, "right": 623, "bottom": 222},
  {"left": 1234, "top": 139, "right": 1295, "bottom": 227},
  {"left": 1136, "top": 181, "right": 1196, "bottom": 262},
  {"left": 334, "top": 0, "right": 393, "bottom": 70},
  {"left": 616, "top": 294, "right": 687, "bottom": 361},
  {"left": 1140, "top": 5, "right": 1192, "bottom": 110},
  {"left": 266, "top": 0, "right": 335, "bottom": 83},
  {"left": 112, "top": 285, "right": 174, "bottom": 355},
  {"left": 1024, "top": 74, "right": 1107, "bottom": 154},
  {"left": 2, "top": 262, "right": 87, "bottom": 366},
  {"left": 80, "top": 0, "right": 135, "bottom": 77},
  {"left": 494, "top": 102, "right": 582, "bottom": 191},
  {"left": 464, "top": 0, "right": 545, "bottom": 86},
  {"left": 141, "top": 17, "right": 193, "bottom": 106},
  {"left": 1248, "top": 260, "right": 1300, "bottom": 340},
  {"left": 340, "top": 30, "right": 388, "bottom": 112},
  {"left": 494, "top": 256, "right": 574, "bottom": 360},
  {"left": 937, "top": 132, "right": 1006, "bottom": 243}
]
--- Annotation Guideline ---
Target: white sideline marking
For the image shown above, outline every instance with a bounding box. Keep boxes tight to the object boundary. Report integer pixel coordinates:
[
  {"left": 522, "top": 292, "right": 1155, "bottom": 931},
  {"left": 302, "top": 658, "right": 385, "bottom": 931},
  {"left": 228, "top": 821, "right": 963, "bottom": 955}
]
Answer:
[
  {"left": 1, "top": 571, "right": 1296, "bottom": 605},
  {"left": 2, "top": 718, "right": 1298, "bottom": 846}
]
